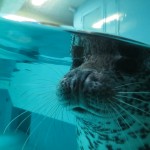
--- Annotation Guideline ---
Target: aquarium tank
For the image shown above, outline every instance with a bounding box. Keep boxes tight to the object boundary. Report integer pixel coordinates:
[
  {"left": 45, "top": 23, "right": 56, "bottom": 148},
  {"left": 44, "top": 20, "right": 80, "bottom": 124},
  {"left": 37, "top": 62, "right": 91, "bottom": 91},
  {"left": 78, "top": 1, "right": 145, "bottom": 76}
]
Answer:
[{"left": 0, "top": 0, "right": 149, "bottom": 150}]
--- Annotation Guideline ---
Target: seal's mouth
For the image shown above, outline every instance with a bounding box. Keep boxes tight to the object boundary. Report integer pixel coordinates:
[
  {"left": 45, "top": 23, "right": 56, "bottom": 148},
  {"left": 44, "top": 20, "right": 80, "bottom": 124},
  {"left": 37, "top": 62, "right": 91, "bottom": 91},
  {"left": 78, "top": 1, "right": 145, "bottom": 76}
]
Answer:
[
  {"left": 58, "top": 69, "right": 117, "bottom": 118},
  {"left": 71, "top": 104, "right": 117, "bottom": 118},
  {"left": 72, "top": 107, "right": 96, "bottom": 118},
  {"left": 72, "top": 107, "right": 86, "bottom": 113},
  {"left": 72, "top": 106, "right": 102, "bottom": 117}
]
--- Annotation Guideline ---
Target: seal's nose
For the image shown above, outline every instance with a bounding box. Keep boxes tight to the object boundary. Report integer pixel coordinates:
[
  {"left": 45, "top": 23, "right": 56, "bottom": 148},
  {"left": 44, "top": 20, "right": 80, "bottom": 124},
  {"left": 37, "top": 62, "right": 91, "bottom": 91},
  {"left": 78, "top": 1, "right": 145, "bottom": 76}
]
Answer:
[
  {"left": 82, "top": 72, "right": 115, "bottom": 100},
  {"left": 97, "top": 86, "right": 115, "bottom": 99},
  {"left": 58, "top": 69, "right": 116, "bottom": 103}
]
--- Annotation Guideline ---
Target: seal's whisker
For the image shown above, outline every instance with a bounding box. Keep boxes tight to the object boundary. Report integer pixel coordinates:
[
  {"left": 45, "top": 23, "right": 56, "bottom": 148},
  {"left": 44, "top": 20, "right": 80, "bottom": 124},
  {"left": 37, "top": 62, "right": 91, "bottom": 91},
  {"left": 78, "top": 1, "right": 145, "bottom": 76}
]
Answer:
[
  {"left": 110, "top": 100, "right": 145, "bottom": 149},
  {"left": 21, "top": 104, "right": 61, "bottom": 150},
  {"left": 113, "top": 96, "right": 150, "bottom": 115},
  {"left": 10, "top": 87, "right": 57, "bottom": 132},
  {"left": 31, "top": 90, "right": 55, "bottom": 98},
  {"left": 87, "top": 98, "right": 101, "bottom": 109},
  {"left": 65, "top": 105, "right": 72, "bottom": 123},
  {"left": 105, "top": 102, "right": 122, "bottom": 133},
  {"left": 114, "top": 82, "right": 144, "bottom": 89},
  {"left": 116, "top": 95, "right": 149, "bottom": 103},
  {"left": 25, "top": 105, "right": 61, "bottom": 150},
  {"left": 42, "top": 115, "right": 56, "bottom": 149},
  {"left": 11, "top": 80, "right": 56, "bottom": 88},
  {"left": 3, "top": 91, "right": 56, "bottom": 134},
  {"left": 118, "top": 92, "right": 150, "bottom": 94},
  {"left": 22, "top": 83, "right": 56, "bottom": 90},
  {"left": 50, "top": 67, "right": 67, "bottom": 79},
  {"left": 57, "top": 32, "right": 150, "bottom": 149},
  {"left": 36, "top": 96, "right": 59, "bottom": 114},
  {"left": 113, "top": 97, "right": 149, "bottom": 130},
  {"left": 31, "top": 105, "right": 61, "bottom": 149},
  {"left": 103, "top": 103, "right": 113, "bottom": 136},
  {"left": 11, "top": 83, "right": 56, "bottom": 87},
  {"left": 3, "top": 110, "right": 29, "bottom": 134},
  {"left": 14, "top": 95, "right": 57, "bottom": 133},
  {"left": 14, "top": 114, "right": 32, "bottom": 133},
  {"left": 109, "top": 101, "right": 133, "bottom": 149},
  {"left": 15, "top": 86, "right": 56, "bottom": 105},
  {"left": 39, "top": 106, "right": 64, "bottom": 150},
  {"left": 58, "top": 106, "right": 67, "bottom": 134}
]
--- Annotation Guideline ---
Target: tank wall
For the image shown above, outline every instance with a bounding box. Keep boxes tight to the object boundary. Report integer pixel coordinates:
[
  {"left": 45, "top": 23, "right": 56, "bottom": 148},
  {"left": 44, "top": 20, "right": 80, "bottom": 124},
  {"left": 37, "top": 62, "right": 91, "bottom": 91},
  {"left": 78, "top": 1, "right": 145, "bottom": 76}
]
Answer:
[{"left": 74, "top": 0, "right": 150, "bottom": 44}]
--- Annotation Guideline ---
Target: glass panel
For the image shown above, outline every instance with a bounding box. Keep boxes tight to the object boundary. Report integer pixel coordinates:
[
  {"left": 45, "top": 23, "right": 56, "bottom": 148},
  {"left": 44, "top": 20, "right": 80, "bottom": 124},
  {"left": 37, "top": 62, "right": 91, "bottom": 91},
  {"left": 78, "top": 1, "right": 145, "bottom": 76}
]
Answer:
[{"left": 0, "top": 0, "right": 150, "bottom": 150}]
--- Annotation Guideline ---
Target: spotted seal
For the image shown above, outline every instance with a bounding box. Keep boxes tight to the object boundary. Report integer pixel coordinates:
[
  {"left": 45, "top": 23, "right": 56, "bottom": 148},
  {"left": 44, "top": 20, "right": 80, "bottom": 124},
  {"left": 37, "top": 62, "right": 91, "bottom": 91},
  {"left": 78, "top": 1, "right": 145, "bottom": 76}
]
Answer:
[{"left": 57, "top": 32, "right": 150, "bottom": 150}]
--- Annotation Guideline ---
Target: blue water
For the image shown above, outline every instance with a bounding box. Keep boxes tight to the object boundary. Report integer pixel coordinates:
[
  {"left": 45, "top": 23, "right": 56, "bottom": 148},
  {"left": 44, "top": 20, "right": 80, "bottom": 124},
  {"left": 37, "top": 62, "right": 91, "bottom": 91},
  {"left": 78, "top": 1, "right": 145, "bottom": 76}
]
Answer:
[
  {"left": 0, "top": 18, "right": 77, "bottom": 150},
  {"left": 0, "top": 17, "right": 150, "bottom": 150}
]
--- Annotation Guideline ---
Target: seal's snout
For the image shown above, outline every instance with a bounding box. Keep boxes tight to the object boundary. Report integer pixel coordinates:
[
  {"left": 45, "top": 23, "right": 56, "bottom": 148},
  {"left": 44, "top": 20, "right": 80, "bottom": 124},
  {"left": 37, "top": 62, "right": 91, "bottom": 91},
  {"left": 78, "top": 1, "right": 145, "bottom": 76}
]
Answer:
[
  {"left": 83, "top": 71, "right": 115, "bottom": 100},
  {"left": 58, "top": 69, "right": 93, "bottom": 101},
  {"left": 59, "top": 69, "right": 115, "bottom": 103}
]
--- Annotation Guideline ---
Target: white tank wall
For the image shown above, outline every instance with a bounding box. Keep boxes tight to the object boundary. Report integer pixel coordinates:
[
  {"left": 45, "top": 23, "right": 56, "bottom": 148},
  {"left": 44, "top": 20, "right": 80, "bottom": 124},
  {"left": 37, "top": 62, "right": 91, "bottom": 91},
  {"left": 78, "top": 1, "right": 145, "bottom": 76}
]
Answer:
[{"left": 74, "top": 0, "right": 150, "bottom": 44}]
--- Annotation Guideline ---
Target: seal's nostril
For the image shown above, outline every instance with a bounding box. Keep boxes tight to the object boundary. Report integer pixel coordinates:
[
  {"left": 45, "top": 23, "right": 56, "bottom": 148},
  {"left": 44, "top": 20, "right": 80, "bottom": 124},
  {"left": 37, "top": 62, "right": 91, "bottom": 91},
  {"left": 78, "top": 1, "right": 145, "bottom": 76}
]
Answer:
[
  {"left": 59, "top": 68, "right": 116, "bottom": 102},
  {"left": 79, "top": 70, "right": 93, "bottom": 88},
  {"left": 70, "top": 76, "right": 79, "bottom": 93},
  {"left": 62, "top": 69, "right": 93, "bottom": 95},
  {"left": 98, "top": 86, "right": 115, "bottom": 99},
  {"left": 83, "top": 78, "right": 115, "bottom": 99}
]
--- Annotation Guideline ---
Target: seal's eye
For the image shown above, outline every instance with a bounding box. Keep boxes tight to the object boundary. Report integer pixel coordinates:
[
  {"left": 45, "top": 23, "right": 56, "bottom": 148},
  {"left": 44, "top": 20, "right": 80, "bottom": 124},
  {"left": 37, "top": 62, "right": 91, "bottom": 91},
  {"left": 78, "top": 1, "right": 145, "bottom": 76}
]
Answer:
[
  {"left": 71, "top": 46, "right": 84, "bottom": 69},
  {"left": 115, "top": 58, "right": 139, "bottom": 74}
]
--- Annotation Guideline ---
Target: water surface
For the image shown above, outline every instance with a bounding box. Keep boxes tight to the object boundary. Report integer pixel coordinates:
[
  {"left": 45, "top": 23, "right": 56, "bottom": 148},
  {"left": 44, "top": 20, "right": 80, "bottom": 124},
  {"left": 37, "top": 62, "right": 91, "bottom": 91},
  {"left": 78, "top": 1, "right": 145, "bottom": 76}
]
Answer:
[{"left": 0, "top": 18, "right": 149, "bottom": 150}]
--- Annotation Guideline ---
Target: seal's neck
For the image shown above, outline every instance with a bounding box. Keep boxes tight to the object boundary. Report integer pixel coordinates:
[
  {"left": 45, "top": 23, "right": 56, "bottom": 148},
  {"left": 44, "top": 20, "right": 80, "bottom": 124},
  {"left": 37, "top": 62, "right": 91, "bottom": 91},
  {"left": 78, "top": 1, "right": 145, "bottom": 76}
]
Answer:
[
  {"left": 76, "top": 118, "right": 150, "bottom": 150},
  {"left": 76, "top": 119, "right": 115, "bottom": 150}
]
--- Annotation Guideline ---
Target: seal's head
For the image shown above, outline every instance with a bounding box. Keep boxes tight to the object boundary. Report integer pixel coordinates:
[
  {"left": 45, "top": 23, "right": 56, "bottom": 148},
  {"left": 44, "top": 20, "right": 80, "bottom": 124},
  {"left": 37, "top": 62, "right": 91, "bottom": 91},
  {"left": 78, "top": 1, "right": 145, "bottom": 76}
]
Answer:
[
  {"left": 57, "top": 33, "right": 150, "bottom": 149},
  {"left": 58, "top": 33, "right": 150, "bottom": 121}
]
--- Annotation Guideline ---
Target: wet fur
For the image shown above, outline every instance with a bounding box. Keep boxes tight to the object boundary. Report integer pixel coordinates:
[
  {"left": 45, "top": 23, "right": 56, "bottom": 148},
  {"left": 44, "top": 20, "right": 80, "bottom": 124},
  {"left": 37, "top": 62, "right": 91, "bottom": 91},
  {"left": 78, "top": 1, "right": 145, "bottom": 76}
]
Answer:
[{"left": 58, "top": 33, "right": 150, "bottom": 150}]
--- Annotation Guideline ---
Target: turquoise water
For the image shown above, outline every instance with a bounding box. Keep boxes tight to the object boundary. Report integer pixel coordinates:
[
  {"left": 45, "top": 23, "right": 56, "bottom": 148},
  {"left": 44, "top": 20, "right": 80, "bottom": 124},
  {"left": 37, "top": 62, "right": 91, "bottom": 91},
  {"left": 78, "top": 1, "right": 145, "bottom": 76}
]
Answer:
[
  {"left": 0, "top": 18, "right": 77, "bottom": 150},
  {"left": 0, "top": 17, "right": 150, "bottom": 150}
]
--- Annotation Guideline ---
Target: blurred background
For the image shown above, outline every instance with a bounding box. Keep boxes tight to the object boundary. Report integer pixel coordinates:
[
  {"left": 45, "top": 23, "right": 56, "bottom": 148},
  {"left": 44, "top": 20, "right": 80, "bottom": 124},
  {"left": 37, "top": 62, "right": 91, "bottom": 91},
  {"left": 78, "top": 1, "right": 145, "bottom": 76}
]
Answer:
[
  {"left": 0, "top": 0, "right": 150, "bottom": 44},
  {"left": 0, "top": 0, "right": 150, "bottom": 150}
]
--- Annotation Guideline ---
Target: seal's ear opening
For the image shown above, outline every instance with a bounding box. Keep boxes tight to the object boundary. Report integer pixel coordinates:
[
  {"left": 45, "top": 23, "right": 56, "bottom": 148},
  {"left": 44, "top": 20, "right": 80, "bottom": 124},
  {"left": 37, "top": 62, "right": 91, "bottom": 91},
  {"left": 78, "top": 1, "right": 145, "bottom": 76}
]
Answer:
[{"left": 71, "top": 46, "right": 84, "bottom": 69}]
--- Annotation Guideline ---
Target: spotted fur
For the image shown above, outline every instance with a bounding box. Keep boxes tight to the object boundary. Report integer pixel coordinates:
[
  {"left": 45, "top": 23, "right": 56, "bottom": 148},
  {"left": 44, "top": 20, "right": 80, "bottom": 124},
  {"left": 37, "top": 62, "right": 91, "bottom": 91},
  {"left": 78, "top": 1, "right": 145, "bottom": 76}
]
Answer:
[{"left": 58, "top": 33, "right": 150, "bottom": 150}]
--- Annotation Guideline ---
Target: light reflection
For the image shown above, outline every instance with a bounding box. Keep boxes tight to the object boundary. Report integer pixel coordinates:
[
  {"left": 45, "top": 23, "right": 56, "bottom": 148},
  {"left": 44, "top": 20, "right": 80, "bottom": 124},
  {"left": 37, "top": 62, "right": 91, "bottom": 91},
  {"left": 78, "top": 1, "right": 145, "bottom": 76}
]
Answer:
[
  {"left": 2, "top": 14, "right": 37, "bottom": 22},
  {"left": 31, "top": 0, "right": 48, "bottom": 6},
  {"left": 92, "top": 13, "right": 122, "bottom": 29}
]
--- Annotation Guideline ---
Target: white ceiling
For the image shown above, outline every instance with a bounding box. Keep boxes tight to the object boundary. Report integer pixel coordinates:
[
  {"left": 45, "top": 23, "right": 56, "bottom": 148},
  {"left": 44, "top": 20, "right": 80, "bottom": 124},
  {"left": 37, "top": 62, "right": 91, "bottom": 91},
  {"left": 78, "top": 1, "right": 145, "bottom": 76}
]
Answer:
[{"left": 17, "top": 0, "right": 87, "bottom": 26}]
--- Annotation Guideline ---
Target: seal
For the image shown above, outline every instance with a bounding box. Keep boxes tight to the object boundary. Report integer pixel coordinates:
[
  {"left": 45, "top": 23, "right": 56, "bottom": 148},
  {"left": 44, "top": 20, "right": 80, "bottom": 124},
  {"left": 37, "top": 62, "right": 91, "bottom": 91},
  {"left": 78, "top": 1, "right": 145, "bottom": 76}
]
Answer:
[{"left": 57, "top": 32, "right": 150, "bottom": 150}]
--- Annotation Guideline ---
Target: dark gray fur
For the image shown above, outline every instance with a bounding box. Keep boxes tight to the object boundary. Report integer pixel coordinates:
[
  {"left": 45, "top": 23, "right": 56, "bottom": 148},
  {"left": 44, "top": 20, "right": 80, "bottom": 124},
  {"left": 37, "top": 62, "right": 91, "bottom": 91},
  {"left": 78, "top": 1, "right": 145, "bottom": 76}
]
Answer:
[{"left": 58, "top": 33, "right": 150, "bottom": 150}]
